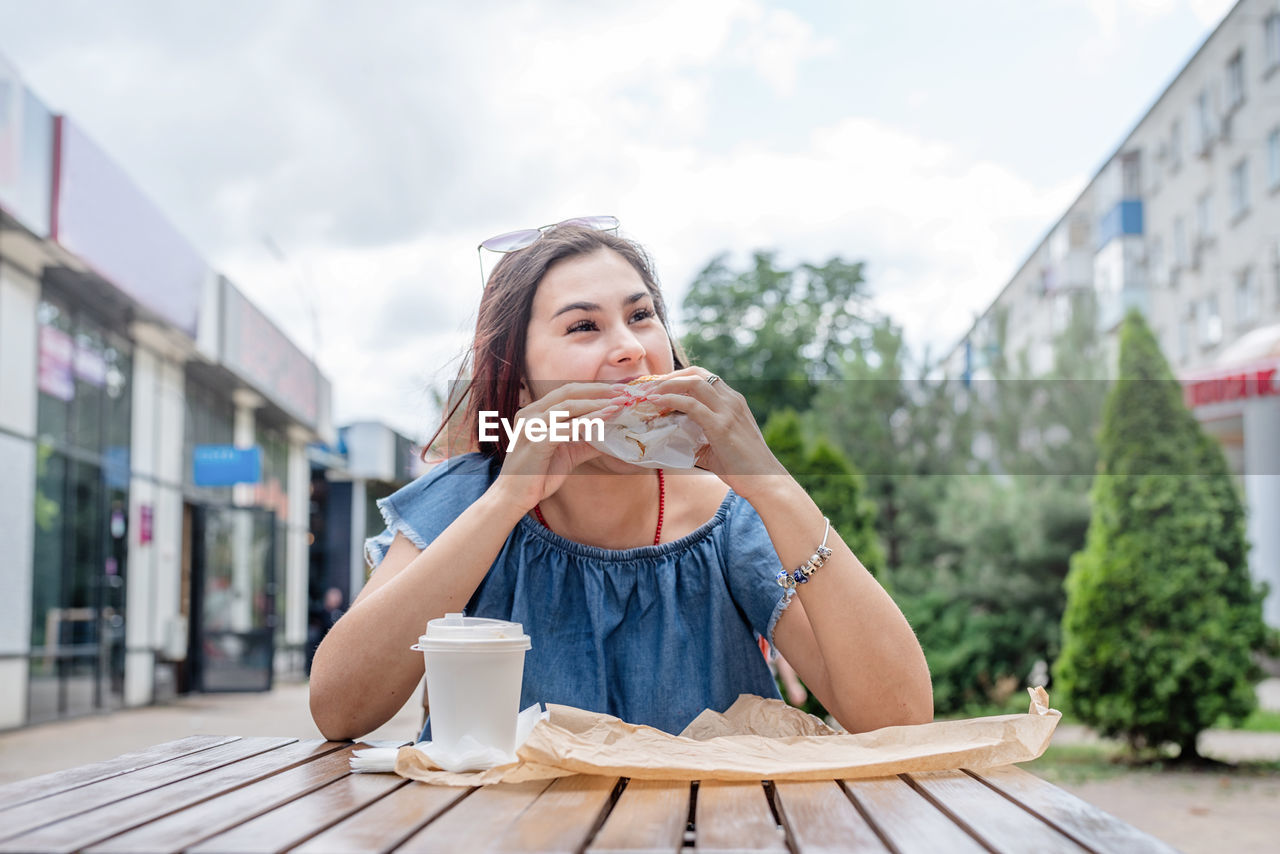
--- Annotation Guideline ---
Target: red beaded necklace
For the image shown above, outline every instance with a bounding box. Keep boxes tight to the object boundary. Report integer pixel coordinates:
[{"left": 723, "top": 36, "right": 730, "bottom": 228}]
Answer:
[{"left": 534, "top": 469, "right": 665, "bottom": 546}]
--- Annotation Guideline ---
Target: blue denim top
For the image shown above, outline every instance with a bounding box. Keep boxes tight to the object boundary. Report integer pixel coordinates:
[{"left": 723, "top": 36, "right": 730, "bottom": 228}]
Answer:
[{"left": 364, "top": 453, "right": 791, "bottom": 738}]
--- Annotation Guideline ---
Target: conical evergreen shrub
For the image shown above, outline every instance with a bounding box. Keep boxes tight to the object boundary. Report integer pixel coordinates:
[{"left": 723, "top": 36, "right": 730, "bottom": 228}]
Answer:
[{"left": 1055, "top": 311, "right": 1270, "bottom": 758}]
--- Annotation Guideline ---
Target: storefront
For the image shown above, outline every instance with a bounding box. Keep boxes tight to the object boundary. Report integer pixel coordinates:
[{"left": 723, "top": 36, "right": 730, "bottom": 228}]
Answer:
[
  {"left": 305, "top": 421, "right": 426, "bottom": 673},
  {"left": 0, "top": 56, "right": 332, "bottom": 728},
  {"left": 1182, "top": 323, "right": 1280, "bottom": 629}
]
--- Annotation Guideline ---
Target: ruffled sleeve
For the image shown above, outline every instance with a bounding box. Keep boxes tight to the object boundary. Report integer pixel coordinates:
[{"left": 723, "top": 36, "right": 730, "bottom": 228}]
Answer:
[
  {"left": 720, "top": 495, "right": 791, "bottom": 647},
  {"left": 364, "top": 453, "right": 496, "bottom": 569}
]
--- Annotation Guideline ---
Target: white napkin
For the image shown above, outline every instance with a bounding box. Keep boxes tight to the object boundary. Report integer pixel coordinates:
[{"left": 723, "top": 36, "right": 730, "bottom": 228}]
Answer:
[
  {"left": 590, "top": 410, "right": 707, "bottom": 469},
  {"left": 350, "top": 704, "right": 547, "bottom": 773}
]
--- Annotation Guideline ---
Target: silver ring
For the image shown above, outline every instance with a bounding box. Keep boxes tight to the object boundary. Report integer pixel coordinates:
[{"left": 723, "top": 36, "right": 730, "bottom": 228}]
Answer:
[{"left": 706, "top": 374, "right": 721, "bottom": 387}]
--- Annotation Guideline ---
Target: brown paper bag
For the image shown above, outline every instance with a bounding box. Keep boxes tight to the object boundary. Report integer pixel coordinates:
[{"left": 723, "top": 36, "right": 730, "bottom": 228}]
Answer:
[{"left": 394, "top": 686, "right": 1060, "bottom": 785}]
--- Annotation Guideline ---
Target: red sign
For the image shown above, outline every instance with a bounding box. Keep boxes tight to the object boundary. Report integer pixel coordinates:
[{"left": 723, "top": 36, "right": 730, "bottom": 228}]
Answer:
[{"left": 1184, "top": 367, "right": 1280, "bottom": 408}]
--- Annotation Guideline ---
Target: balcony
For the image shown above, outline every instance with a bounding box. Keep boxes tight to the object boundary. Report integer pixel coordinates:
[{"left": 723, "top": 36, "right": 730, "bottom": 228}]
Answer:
[{"left": 1095, "top": 200, "right": 1144, "bottom": 251}]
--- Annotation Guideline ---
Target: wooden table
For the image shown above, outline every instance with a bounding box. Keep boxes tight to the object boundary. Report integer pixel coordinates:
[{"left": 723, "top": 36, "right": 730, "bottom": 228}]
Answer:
[{"left": 0, "top": 735, "right": 1178, "bottom": 853}]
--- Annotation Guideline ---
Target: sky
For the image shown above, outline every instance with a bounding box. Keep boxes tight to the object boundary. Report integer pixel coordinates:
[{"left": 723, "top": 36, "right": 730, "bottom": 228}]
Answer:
[{"left": 0, "top": 0, "right": 1236, "bottom": 439}]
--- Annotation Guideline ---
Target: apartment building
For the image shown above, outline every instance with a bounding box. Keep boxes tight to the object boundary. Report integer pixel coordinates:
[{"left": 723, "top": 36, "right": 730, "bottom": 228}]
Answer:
[{"left": 946, "top": 0, "right": 1280, "bottom": 626}]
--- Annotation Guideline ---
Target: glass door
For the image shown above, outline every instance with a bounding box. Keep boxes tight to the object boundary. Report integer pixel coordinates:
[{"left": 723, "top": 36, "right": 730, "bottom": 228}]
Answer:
[{"left": 191, "top": 505, "right": 277, "bottom": 692}]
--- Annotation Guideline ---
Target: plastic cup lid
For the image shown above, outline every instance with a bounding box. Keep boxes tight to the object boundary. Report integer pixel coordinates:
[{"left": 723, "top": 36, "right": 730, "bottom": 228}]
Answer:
[{"left": 411, "top": 613, "right": 531, "bottom": 652}]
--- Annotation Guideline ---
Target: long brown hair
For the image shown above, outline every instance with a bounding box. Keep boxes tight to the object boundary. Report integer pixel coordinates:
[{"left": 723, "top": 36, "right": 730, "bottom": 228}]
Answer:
[{"left": 425, "top": 226, "right": 688, "bottom": 463}]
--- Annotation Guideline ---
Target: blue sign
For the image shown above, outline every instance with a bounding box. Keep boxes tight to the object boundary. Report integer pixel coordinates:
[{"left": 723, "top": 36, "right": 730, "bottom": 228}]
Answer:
[{"left": 193, "top": 445, "right": 261, "bottom": 486}]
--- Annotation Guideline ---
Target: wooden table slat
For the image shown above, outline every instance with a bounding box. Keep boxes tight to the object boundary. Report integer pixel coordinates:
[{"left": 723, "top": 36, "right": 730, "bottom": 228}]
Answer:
[
  {"left": 970, "top": 766, "right": 1181, "bottom": 854},
  {"left": 394, "top": 780, "right": 555, "bottom": 854},
  {"left": 0, "top": 736, "right": 1180, "bottom": 854},
  {"left": 772, "top": 780, "right": 889, "bottom": 854},
  {"left": 694, "top": 780, "right": 787, "bottom": 853},
  {"left": 490, "top": 774, "right": 619, "bottom": 853},
  {"left": 587, "top": 779, "right": 690, "bottom": 854},
  {"left": 907, "top": 770, "right": 1089, "bottom": 854},
  {"left": 842, "top": 775, "right": 988, "bottom": 854},
  {"left": 291, "top": 781, "right": 472, "bottom": 854},
  {"left": 84, "top": 745, "right": 362, "bottom": 854},
  {"left": 0, "top": 736, "right": 295, "bottom": 844},
  {"left": 0, "top": 735, "right": 238, "bottom": 811},
  {"left": 187, "top": 772, "right": 408, "bottom": 853},
  {"left": 0, "top": 740, "right": 342, "bottom": 854}
]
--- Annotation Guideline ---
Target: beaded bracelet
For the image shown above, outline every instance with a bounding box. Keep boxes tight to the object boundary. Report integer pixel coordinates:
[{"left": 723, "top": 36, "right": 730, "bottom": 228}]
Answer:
[{"left": 775, "top": 517, "right": 834, "bottom": 589}]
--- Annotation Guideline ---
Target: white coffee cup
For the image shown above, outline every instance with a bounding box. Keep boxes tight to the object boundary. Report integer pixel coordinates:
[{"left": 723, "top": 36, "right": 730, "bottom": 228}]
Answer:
[{"left": 411, "top": 613, "right": 531, "bottom": 755}]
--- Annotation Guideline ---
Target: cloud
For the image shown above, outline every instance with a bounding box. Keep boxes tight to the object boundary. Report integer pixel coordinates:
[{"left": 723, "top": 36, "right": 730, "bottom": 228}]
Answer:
[
  {"left": 0, "top": 1, "right": 1099, "bottom": 436},
  {"left": 729, "top": 5, "right": 836, "bottom": 96},
  {"left": 1073, "top": 0, "right": 1234, "bottom": 63}
]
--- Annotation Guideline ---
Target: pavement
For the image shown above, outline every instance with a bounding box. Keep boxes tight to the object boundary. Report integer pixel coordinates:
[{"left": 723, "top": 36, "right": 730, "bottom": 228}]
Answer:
[{"left": 1, "top": 678, "right": 1278, "bottom": 786}]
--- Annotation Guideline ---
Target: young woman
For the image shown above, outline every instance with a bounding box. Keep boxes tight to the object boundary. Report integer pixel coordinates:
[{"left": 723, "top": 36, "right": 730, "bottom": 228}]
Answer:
[{"left": 309, "top": 220, "right": 932, "bottom": 741}]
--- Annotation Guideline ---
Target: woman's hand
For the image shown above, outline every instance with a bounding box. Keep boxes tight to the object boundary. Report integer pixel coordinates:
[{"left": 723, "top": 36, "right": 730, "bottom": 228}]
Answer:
[
  {"left": 639, "top": 368, "right": 788, "bottom": 498},
  {"left": 489, "top": 383, "right": 619, "bottom": 512}
]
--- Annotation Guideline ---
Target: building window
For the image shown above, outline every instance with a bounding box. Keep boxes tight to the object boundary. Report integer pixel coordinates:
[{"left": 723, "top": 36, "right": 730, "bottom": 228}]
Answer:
[
  {"left": 1266, "top": 12, "right": 1280, "bottom": 70},
  {"left": 1229, "top": 159, "right": 1250, "bottom": 220},
  {"left": 1225, "top": 51, "right": 1245, "bottom": 111},
  {"left": 1179, "top": 312, "right": 1192, "bottom": 363},
  {"left": 1169, "top": 119, "right": 1182, "bottom": 172},
  {"left": 1121, "top": 151, "right": 1142, "bottom": 197},
  {"left": 1173, "top": 216, "right": 1188, "bottom": 268},
  {"left": 1235, "top": 268, "right": 1257, "bottom": 330},
  {"left": 1269, "top": 128, "right": 1280, "bottom": 190},
  {"left": 1273, "top": 242, "right": 1280, "bottom": 308},
  {"left": 1195, "top": 192, "right": 1212, "bottom": 242},
  {"left": 1195, "top": 89, "right": 1213, "bottom": 153},
  {"left": 1148, "top": 235, "right": 1165, "bottom": 288},
  {"left": 1197, "top": 295, "right": 1222, "bottom": 347}
]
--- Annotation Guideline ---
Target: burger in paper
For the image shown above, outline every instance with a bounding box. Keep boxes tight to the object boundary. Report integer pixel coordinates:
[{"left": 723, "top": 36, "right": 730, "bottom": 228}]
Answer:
[{"left": 590, "top": 375, "right": 708, "bottom": 469}]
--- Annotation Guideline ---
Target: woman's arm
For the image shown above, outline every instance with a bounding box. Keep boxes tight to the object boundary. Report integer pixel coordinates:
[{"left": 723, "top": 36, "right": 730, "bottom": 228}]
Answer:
[
  {"left": 746, "top": 477, "right": 933, "bottom": 732},
  {"left": 309, "top": 488, "right": 528, "bottom": 740},
  {"left": 641, "top": 370, "right": 932, "bottom": 732},
  {"left": 310, "top": 385, "right": 615, "bottom": 740}
]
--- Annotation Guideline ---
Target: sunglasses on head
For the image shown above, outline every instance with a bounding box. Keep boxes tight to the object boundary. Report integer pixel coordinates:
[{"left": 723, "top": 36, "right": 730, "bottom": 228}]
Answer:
[{"left": 476, "top": 215, "right": 620, "bottom": 287}]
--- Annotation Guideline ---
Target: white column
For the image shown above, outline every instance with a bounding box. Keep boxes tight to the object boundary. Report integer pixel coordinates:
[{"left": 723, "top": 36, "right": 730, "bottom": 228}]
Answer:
[
  {"left": 0, "top": 261, "right": 39, "bottom": 727},
  {"left": 1243, "top": 396, "right": 1280, "bottom": 629},
  {"left": 230, "top": 390, "right": 261, "bottom": 633},
  {"left": 350, "top": 478, "right": 368, "bottom": 599},
  {"left": 153, "top": 358, "right": 187, "bottom": 661},
  {"left": 123, "top": 337, "right": 187, "bottom": 708},
  {"left": 125, "top": 345, "right": 159, "bottom": 708},
  {"left": 285, "top": 427, "right": 312, "bottom": 666}
]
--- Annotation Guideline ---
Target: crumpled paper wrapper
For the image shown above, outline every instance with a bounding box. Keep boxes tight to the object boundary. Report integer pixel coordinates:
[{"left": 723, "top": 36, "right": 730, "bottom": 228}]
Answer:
[
  {"left": 588, "top": 382, "right": 707, "bottom": 469},
  {"left": 390, "top": 687, "right": 1060, "bottom": 786}
]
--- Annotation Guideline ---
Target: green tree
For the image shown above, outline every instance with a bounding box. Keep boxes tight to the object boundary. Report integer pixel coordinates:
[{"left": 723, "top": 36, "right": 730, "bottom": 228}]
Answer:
[
  {"left": 906, "top": 474, "right": 1089, "bottom": 714},
  {"left": 978, "top": 291, "right": 1107, "bottom": 480},
  {"left": 811, "top": 317, "right": 973, "bottom": 575},
  {"left": 682, "top": 252, "right": 873, "bottom": 421},
  {"left": 1055, "top": 311, "right": 1272, "bottom": 759},
  {"left": 761, "top": 409, "right": 883, "bottom": 579}
]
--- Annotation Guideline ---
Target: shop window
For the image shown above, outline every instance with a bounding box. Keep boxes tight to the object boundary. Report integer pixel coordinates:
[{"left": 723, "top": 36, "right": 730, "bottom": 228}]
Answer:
[{"left": 30, "top": 299, "right": 132, "bottom": 723}]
